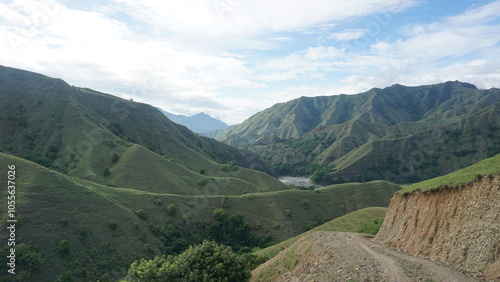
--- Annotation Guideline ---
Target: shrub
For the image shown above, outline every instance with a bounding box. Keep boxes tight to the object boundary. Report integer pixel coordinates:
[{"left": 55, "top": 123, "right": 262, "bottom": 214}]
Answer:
[
  {"left": 355, "top": 218, "right": 384, "bottom": 235},
  {"left": 58, "top": 240, "right": 70, "bottom": 255},
  {"left": 103, "top": 168, "right": 111, "bottom": 177},
  {"left": 285, "top": 209, "right": 292, "bottom": 218},
  {"left": 77, "top": 226, "right": 89, "bottom": 239},
  {"left": 111, "top": 153, "right": 120, "bottom": 163},
  {"left": 166, "top": 204, "right": 177, "bottom": 216},
  {"left": 60, "top": 218, "right": 69, "bottom": 226},
  {"left": 197, "top": 178, "right": 209, "bottom": 186},
  {"left": 301, "top": 199, "right": 309, "bottom": 209},
  {"left": 125, "top": 241, "right": 251, "bottom": 281},
  {"left": 221, "top": 195, "right": 229, "bottom": 208},
  {"left": 135, "top": 209, "right": 147, "bottom": 220},
  {"left": 107, "top": 220, "right": 118, "bottom": 230}
]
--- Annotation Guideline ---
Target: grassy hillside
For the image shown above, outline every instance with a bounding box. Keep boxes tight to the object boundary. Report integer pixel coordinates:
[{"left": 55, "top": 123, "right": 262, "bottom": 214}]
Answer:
[
  {"left": 398, "top": 153, "right": 500, "bottom": 194},
  {"left": 0, "top": 153, "right": 162, "bottom": 281},
  {"left": 90, "top": 179, "right": 400, "bottom": 242},
  {"left": 0, "top": 65, "right": 287, "bottom": 195},
  {"left": 254, "top": 207, "right": 387, "bottom": 259},
  {"left": 214, "top": 81, "right": 500, "bottom": 184},
  {"left": 0, "top": 65, "right": 402, "bottom": 281},
  {"left": 0, "top": 152, "right": 398, "bottom": 281}
]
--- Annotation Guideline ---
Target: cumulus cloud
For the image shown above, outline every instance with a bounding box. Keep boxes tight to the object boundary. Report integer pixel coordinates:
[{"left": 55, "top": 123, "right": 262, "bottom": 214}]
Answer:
[{"left": 1, "top": 0, "right": 499, "bottom": 124}]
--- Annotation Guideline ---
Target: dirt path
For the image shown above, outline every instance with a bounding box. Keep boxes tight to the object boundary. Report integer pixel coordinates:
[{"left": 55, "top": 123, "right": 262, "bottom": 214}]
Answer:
[{"left": 252, "top": 231, "right": 487, "bottom": 281}]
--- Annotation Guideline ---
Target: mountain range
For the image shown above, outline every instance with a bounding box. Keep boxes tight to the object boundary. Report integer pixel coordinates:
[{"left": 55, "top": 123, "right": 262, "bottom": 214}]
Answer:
[
  {"left": 213, "top": 81, "right": 500, "bottom": 184},
  {"left": 158, "top": 109, "right": 228, "bottom": 134},
  {"left": 0, "top": 65, "right": 398, "bottom": 281}
]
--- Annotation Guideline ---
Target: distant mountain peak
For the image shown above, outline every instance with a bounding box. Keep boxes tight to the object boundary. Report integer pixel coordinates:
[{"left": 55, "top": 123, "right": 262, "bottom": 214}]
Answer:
[{"left": 158, "top": 108, "right": 228, "bottom": 134}]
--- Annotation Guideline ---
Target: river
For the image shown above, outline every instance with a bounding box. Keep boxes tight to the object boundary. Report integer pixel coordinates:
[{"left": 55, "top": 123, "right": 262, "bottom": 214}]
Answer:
[{"left": 278, "top": 176, "right": 324, "bottom": 189}]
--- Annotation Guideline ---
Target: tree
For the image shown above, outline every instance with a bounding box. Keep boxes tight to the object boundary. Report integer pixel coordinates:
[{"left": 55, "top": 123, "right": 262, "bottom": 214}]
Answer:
[
  {"left": 125, "top": 241, "right": 251, "bottom": 282},
  {"left": 166, "top": 204, "right": 177, "bottom": 216},
  {"left": 221, "top": 195, "right": 230, "bottom": 208},
  {"left": 107, "top": 220, "right": 118, "bottom": 230},
  {"left": 111, "top": 153, "right": 120, "bottom": 163}
]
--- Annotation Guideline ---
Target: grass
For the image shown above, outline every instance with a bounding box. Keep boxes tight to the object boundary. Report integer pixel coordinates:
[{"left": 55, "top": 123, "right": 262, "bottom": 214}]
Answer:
[
  {"left": 398, "top": 153, "right": 500, "bottom": 194},
  {"left": 0, "top": 152, "right": 398, "bottom": 281},
  {"left": 254, "top": 207, "right": 388, "bottom": 259}
]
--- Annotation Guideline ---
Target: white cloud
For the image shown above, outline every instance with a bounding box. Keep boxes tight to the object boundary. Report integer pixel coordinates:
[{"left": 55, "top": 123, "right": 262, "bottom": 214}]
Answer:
[
  {"left": 1, "top": 0, "right": 500, "bottom": 125},
  {"left": 329, "top": 29, "right": 367, "bottom": 41},
  {"left": 112, "top": 0, "right": 419, "bottom": 38}
]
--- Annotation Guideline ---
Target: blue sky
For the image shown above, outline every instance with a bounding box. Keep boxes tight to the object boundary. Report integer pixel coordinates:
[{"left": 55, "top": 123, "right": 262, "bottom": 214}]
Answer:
[{"left": 1, "top": 0, "right": 499, "bottom": 124}]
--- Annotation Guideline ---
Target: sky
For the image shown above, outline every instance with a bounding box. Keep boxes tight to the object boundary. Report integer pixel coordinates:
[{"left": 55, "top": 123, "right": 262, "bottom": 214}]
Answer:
[{"left": 1, "top": 0, "right": 500, "bottom": 124}]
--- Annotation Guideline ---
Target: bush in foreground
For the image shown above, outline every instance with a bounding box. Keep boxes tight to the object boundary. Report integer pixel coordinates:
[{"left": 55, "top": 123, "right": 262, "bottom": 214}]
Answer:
[{"left": 124, "top": 241, "right": 251, "bottom": 281}]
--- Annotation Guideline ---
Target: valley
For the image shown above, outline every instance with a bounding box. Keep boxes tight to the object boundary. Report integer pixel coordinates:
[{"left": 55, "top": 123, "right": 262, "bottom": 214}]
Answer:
[{"left": 0, "top": 65, "right": 498, "bottom": 281}]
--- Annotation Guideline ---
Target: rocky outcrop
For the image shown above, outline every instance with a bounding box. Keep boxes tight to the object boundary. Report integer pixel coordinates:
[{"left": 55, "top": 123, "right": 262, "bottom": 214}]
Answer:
[{"left": 375, "top": 174, "right": 500, "bottom": 280}]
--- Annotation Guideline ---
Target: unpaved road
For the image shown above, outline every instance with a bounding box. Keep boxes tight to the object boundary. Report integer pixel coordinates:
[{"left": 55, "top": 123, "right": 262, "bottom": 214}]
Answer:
[{"left": 252, "top": 231, "right": 489, "bottom": 281}]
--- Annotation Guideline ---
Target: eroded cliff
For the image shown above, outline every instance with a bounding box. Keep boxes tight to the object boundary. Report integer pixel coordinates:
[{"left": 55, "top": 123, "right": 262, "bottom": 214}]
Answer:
[{"left": 375, "top": 174, "right": 500, "bottom": 279}]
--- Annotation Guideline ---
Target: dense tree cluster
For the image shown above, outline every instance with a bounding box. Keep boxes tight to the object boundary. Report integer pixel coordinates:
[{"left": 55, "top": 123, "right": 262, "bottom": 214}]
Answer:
[{"left": 125, "top": 241, "right": 251, "bottom": 282}]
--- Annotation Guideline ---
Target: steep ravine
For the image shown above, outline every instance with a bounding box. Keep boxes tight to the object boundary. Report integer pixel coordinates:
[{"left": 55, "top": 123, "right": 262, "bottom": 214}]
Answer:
[{"left": 375, "top": 174, "right": 500, "bottom": 280}]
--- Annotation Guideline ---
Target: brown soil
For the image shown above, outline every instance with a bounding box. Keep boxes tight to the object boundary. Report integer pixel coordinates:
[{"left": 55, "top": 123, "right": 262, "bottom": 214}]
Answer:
[
  {"left": 252, "top": 231, "right": 486, "bottom": 281},
  {"left": 376, "top": 174, "right": 500, "bottom": 280}
]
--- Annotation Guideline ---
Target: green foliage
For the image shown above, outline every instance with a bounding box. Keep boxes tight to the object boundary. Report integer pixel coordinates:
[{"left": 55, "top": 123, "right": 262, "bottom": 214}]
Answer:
[
  {"left": 60, "top": 218, "right": 69, "bottom": 226},
  {"left": 301, "top": 199, "right": 309, "bottom": 209},
  {"left": 107, "top": 220, "right": 118, "bottom": 230},
  {"left": 76, "top": 226, "right": 89, "bottom": 239},
  {"left": 102, "top": 168, "right": 111, "bottom": 177},
  {"left": 148, "top": 222, "right": 193, "bottom": 254},
  {"left": 166, "top": 204, "right": 177, "bottom": 216},
  {"left": 311, "top": 170, "right": 328, "bottom": 184},
  {"left": 57, "top": 240, "right": 70, "bottom": 256},
  {"left": 285, "top": 209, "right": 292, "bottom": 218},
  {"left": 112, "top": 153, "right": 120, "bottom": 163},
  {"left": 400, "top": 153, "right": 500, "bottom": 194},
  {"left": 221, "top": 195, "right": 230, "bottom": 208},
  {"left": 125, "top": 241, "right": 251, "bottom": 282},
  {"left": 15, "top": 243, "right": 43, "bottom": 273},
  {"left": 354, "top": 218, "right": 384, "bottom": 235},
  {"left": 197, "top": 178, "right": 209, "bottom": 186},
  {"left": 135, "top": 209, "right": 147, "bottom": 220},
  {"left": 255, "top": 207, "right": 388, "bottom": 259},
  {"left": 283, "top": 250, "right": 298, "bottom": 269},
  {"left": 199, "top": 168, "right": 205, "bottom": 175},
  {"left": 198, "top": 209, "right": 275, "bottom": 252},
  {"left": 221, "top": 161, "right": 239, "bottom": 172}
]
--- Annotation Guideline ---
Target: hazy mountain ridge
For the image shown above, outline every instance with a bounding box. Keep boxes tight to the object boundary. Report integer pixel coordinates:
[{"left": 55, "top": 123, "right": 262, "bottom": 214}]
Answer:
[
  {"left": 215, "top": 81, "right": 500, "bottom": 183},
  {"left": 158, "top": 108, "right": 229, "bottom": 134}
]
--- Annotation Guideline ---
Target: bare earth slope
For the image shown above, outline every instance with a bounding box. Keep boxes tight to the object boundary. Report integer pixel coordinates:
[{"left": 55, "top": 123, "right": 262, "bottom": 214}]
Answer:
[
  {"left": 376, "top": 174, "right": 500, "bottom": 280},
  {"left": 252, "top": 231, "right": 482, "bottom": 281}
]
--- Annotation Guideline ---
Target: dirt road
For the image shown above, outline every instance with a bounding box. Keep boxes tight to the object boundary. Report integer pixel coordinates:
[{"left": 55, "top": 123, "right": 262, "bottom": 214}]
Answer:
[{"left": 252, "top": 231, "right": 488, "bottom": 281}]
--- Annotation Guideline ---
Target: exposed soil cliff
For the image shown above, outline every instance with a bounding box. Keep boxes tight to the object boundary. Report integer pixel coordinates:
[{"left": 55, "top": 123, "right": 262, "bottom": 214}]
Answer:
[{"left": 375, "top": 174, "right": 500, "bottom": 280}]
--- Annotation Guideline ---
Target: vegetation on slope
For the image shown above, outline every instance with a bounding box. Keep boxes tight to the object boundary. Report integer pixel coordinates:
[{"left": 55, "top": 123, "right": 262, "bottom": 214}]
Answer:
[
  {"left": 254, "top": 207, "right": 387, "bottom": 260},
  {"left": 0, "top": 151, "right": 398, "bottom": 281},
  {"left": 0, "top": 65, "right": 286, "bottom": 194},
  {"left": 215, "top": 81, "right": 500, "bottom": 184},
  {"left": 398, "top": 153, "right": 500, "bottom": 194}
]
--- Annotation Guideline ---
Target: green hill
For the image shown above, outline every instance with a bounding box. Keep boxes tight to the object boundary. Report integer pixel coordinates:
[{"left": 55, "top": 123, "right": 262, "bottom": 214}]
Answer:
[
  {"left": 0, "top": 66, "right": 401, "bottom": 281},
  {"left": 0, "top": 65, "right": 285, "bottom": 194},
  {"left": 398, "top": 153, "right": 500, "bottom": 194},
  {"left": 214, "top": 82, "right": 500, "bottom": 184},
  {"left": 0, "top": 152, "right": 398, "bottom": 281}
]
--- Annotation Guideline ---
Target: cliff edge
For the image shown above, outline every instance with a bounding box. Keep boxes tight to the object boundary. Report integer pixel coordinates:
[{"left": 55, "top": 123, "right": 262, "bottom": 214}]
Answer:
[{"left": 375, "top": 174, "right": 500, "bottom": 280}]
